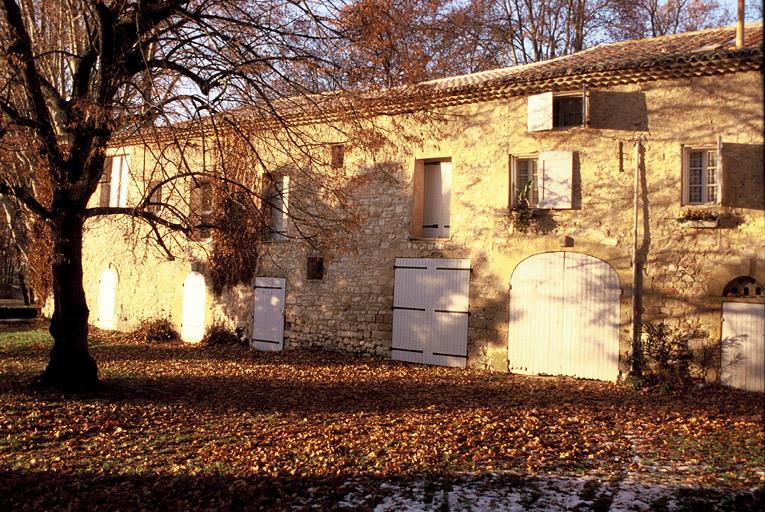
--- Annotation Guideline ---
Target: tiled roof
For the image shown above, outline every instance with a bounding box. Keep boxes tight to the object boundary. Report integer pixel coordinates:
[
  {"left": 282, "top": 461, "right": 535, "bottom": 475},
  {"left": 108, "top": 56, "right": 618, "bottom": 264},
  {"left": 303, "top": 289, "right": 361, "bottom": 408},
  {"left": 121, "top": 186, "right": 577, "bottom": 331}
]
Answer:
[{"left": 357, "top": 22, "right": 764, "bottom": 117}]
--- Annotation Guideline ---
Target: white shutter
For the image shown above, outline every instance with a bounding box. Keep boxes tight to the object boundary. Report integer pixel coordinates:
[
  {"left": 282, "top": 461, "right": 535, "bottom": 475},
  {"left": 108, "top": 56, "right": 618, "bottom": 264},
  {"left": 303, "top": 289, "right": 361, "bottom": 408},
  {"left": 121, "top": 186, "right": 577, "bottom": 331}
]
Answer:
[
  {"left": 422, "top": 163, "right": 442, "bottom": 238},
  {"left": 439, "top": 161, "right": 452, "bottom": 238},
  {"left": 527, "top": 92, "right": 553, "bottom": 132},
  {"left": 251, "top": 277, "right": 286, "bottom": 351},
  {"left": 722, "top": 302, "right": 765, "bottom": 393},
  {"left": 538, "top": 151, "right": 573, "bottom": 209},
  {"left": 108, "top": 157, "right": 121, "bottom": 207},
  {"left": 181, "top": 272, "right": 206, "bottom": 343},
  {"left": 716, "top": 135, "right": 723, "bottom": 206},
  {"left": 96, "top": 268, "right": 117, "bottom": 330}
]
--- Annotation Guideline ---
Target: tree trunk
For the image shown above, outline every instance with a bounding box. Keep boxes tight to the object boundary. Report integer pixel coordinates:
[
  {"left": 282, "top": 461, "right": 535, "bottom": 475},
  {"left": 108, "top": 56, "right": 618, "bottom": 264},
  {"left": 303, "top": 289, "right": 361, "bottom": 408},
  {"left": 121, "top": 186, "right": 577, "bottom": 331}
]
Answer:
[{"left": 39, "top": 211, "right": 98, "bottom": 390}]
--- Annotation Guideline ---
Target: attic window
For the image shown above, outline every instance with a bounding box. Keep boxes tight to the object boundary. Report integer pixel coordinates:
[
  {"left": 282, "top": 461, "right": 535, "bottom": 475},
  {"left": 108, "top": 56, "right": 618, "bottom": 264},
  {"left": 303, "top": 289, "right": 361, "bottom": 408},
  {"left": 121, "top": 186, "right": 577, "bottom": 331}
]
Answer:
[
  {"left": 307, "top": 257, "right": 324, "bottom": 280},
  {"left": 528, "top": 89, "right": 589, "bottom": 132}
]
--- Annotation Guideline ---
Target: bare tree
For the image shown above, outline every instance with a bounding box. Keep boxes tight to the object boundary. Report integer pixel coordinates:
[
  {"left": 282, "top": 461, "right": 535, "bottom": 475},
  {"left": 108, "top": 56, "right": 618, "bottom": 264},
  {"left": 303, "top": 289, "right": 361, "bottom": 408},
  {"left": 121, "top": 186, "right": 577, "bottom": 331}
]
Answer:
[
  {"left": 602, "top": 0, "right": 732, "bottom": 40},
  {"left": 0, "top": 0, "right": 387, "bottom": 390}
]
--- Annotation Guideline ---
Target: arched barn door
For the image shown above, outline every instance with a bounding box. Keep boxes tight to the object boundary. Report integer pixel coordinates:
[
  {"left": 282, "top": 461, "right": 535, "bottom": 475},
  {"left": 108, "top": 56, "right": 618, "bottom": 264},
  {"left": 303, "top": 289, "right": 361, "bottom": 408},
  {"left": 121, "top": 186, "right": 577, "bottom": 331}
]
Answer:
[
  {"left": 181, "top": 272, "right": 206, "bottom": 343},
  {"left": 508, "top": 252, "right": 620, "bottom": 381},
  {"left": 96, "top": 267, "right": 118, "bottom": 330}
]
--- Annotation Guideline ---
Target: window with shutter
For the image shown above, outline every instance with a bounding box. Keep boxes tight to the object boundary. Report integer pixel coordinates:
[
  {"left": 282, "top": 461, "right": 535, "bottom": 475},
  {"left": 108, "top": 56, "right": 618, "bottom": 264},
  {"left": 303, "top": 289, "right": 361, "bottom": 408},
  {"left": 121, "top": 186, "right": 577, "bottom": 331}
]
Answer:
[
  {"left": 108, "top": 155, "right": 130, "bottom": 207},
  {"left": 415, "top": 159, "right": 451, "bottom": 239},
  {"left": 190, "top": 179, "right": 213, "bottom": 240},
  {"left": 528, "top": 90, "right": 588, "bottom": 132},
  {"left": 146, "top": 180, "right": 163, "bottom": 213},
  {"left": 510, "top": 156, "right": 539, "bottom": 208},
  {"left": 266, "top": 175, "right": 289, "bottom": 241},
  {"left": 99, "top": 156, "right": 113, "bottom": 207},
  {"left": 682, "top": 144, "right": 721, "bottom": 205}
]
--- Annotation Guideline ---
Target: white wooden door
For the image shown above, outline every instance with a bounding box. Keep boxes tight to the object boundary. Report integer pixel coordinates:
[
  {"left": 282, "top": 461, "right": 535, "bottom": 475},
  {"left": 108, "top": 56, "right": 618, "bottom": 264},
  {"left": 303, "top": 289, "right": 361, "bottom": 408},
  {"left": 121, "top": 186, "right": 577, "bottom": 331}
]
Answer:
[
  {"left": 721, "top": 302, "right": 764, "bottom": 392},
  {"left": 251, "top": 277, "right": 286, "bottom": 351},
  {"left": 181, "top": 272, "right": 206, "bottom": 343},
  {"left": 96, "top": 268, "right": 117, "bottom": 330},
  {"left": 392, "top": 258, "right": 470, "bottom": 368},
  {"left": 508, "top": 252, "right": 620, "bottom": 381}
]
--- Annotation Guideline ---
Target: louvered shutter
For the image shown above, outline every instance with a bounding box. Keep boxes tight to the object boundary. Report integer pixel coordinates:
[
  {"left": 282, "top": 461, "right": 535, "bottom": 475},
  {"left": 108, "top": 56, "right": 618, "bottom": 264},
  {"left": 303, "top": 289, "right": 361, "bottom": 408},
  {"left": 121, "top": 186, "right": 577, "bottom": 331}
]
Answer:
[
  {"left": 538, "top": 151, "right": 573, "bottom": 209},
  {"left": 527, "top": 92, "right": 553, "bottom": 132}
]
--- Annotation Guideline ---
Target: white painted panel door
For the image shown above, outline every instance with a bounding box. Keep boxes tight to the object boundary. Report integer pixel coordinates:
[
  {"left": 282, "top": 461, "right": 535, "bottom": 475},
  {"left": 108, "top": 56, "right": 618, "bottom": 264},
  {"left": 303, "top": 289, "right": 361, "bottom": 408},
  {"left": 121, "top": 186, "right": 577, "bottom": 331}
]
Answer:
[
  {"left": 392, "top": 258, "right": 470, "bottom": 368},
  {"left": 251, "top": 277, "right": 286, "bottom": 351},
  {"left": 561, "top": 253, "right": 621, "bottom": 381},
  {"left": 508, "top": 252, "right": 620, "bottom": 381},
  {"left": 508, "top": 252, "right": 561, "bottom": 376},
  {"left": 96, "top": 268, "right": 117, "bottom": 330},
  {"left": 181, "top": 272, "right": 206, "bottom": 343},
  {"left": 721, "top": 302, "right": 765, "bottom": 393}
]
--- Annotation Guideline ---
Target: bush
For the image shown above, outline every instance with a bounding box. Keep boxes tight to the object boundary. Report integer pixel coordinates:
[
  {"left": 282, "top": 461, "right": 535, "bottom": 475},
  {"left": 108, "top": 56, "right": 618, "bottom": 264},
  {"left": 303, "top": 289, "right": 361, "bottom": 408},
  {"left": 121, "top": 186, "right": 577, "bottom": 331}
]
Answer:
[
  {"left": 202, "top": 322, "right": 241, "bottom": 346},
  {"left": 133, "top": 318, "right": 179, "bottom": 343},
  {"left": 630, "top": 322, "right": 703, "bottom": 390}
]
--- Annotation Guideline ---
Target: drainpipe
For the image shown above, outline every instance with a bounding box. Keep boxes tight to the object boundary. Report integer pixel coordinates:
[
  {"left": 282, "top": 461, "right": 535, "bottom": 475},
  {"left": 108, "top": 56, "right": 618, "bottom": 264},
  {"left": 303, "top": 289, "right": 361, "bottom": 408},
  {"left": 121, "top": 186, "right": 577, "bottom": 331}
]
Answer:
[
  {"left": 630, "top": 141, "right": 642, "bottom": 376},
  {"left": 736, "top": 0, "right": 745, "bottom": 48}
]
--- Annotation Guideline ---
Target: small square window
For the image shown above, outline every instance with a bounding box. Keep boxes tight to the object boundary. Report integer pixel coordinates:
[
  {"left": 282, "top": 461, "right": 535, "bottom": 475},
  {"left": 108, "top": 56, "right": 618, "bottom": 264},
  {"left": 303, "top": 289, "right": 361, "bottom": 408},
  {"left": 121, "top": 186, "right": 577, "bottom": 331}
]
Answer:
[
  {"left": 511, "top": 156, "right": 539, "bottom": 208},
  {"left": 146, "top": 180, "right": 163, "bottom": 214},
  {"left": 307, "top": 257, "right": 324, "bottom": 280}
]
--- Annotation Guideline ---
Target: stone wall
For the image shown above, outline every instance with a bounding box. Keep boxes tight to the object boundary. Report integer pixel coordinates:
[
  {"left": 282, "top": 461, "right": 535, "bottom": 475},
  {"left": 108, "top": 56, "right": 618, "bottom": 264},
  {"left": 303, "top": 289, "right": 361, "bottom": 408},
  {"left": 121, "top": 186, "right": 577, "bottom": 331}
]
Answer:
[{"left": 81, "top": 70, "right": 765, "bottom": 378}]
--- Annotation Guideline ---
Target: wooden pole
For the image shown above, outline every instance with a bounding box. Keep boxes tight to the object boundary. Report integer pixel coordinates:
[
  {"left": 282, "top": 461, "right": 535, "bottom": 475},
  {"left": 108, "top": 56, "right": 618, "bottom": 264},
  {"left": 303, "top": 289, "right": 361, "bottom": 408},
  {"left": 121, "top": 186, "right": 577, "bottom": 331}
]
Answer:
[
  {"left": 736, "top": 0, "right": 745, "bottom": 48},
  {"left": 631, "top": 141, "right": 642, "bottom": 375}
]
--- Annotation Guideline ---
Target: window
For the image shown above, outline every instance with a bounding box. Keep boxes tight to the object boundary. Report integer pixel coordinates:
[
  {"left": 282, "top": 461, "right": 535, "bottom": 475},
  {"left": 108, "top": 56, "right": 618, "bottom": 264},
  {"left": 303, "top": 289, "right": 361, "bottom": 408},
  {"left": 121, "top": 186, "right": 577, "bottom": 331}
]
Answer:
[
  {"left": 307, "top": 257, "right": 324, "bottom": 280},
  {"left": 330, "top": 144, "right": 345, "bottom": 169},
  {"left": 265, "top": 175, "right": 289, "bottom": 241},
  {"left": 528, "top": 90, "right": 588, "bottom": 132},
  {"left": 553, "top": 96, "right": 583, "bottom": 128},
  {"left": 146, "top": 180, "right": 163, "bottom": 214},
  {"left": 510, "top": 156, "right": 539, "bottom": 207},
  {"left": 99, "top": 154, "right": 129, "bottom": 207},
  {"left": 190, "top": 180, "right": 213, "bottom": 240},
  {"left": 509, "top": 151, "right": 573, "bottom": 209},
  {"left": 411, "top": 159, "right": 452, "bottom": 238},
  {"left": 683, "top": 146, "right": 720, "bottom": 205},
  {"left": 98, "top": 159, "right": 112, "bottom": 207}
]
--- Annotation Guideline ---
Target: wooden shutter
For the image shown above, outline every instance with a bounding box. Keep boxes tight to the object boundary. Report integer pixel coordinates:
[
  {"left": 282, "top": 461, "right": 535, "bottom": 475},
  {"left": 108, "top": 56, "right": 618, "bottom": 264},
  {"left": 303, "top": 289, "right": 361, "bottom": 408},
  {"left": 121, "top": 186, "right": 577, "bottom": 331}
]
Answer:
[
  {"left": 716, "top": 135, "right": 723, "bottom": 206},
  {"left": 527, "top": 92, "right": 553, "bottom": 132},
  {"left": 422, "top": 162, "right": 442, "bottom": 238},
  {"left": 109, "top": 157, "right": 122, "bottom": 207},
  {"left": 269, "top": 175, "right": 289, "bottom": 240},
  {"left": 537, "top": 151, "right": 573, "bottom": 209},
  {"left": 439, "top": 161, "right": 452, "bottom": 238},
  {"left": 722, "top": 302, "right": 765, "bottom": 393}
]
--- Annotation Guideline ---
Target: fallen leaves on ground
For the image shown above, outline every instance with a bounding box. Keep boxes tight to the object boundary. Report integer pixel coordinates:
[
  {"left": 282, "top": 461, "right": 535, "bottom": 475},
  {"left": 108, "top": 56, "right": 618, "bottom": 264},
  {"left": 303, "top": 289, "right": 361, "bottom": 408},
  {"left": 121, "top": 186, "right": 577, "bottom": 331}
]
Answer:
[{"left": 0, "top": 327, "right": 762, "bottom": 510}]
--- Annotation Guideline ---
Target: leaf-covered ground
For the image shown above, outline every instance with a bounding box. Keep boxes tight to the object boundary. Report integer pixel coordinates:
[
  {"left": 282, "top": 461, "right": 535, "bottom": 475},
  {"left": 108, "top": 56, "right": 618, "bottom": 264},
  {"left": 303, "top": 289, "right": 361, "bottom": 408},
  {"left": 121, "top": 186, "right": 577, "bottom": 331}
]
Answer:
[{"left": 0, "top": 325, "right": 763, "bottom": 511}]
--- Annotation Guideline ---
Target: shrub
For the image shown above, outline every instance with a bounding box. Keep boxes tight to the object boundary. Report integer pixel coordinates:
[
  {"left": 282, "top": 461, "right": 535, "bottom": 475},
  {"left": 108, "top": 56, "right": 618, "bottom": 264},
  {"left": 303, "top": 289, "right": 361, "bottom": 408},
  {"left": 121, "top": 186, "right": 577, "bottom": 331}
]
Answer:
[
  {"left": 631, "top": 322, "right": 704, "bottom": 390},
  {"left": 202, "top": 322, "right": 241, "bottom": 346},
  {"left": 133, "top": 318, "right": 179, "bottom": 343}
]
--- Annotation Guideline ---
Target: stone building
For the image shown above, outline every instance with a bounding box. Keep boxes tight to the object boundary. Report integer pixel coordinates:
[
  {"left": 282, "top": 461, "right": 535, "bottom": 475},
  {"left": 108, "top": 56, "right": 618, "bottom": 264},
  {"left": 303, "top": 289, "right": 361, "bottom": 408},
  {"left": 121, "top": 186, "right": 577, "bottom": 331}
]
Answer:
[{"left": 81, "top": 24, "right": 764, "bottom": 391}]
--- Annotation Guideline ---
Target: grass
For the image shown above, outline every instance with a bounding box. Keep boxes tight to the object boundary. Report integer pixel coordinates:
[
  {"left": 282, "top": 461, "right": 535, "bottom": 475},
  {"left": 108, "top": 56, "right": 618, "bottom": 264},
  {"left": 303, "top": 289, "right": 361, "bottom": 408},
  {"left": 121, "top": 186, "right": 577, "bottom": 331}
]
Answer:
[{"left": 0, "top": 325, "right": 763, "bottom": 511}]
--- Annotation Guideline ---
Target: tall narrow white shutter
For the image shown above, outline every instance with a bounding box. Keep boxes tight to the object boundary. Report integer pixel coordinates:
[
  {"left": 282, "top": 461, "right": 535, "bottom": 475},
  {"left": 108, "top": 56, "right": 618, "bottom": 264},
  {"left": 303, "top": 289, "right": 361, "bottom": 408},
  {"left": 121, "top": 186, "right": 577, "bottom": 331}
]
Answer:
[
  {"left": 527, "top": 92, "right": 553, "bottom": 132},
  {"left": 439, "top": 161, "right": 452, "bottom": 238},
  {"left": 538, "top": 151, "right": 573, "bottom": 209},
  {"left": 109, "top": 157, "right": 121, "bottom": 207},
  {"left": 716, "top": 135, "right": 723, "bottom": 206},
  {"left": 422, "top": 163, "right": 442, "bottom": 238}
]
